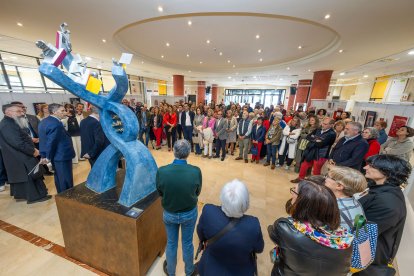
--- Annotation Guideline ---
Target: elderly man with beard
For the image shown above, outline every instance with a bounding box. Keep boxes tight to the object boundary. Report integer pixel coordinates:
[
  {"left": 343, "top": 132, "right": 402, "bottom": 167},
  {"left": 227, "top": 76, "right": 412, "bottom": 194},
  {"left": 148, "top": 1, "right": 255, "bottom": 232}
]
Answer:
[{"left": 0, "top": 104, "right": 51, "bottom": 203}]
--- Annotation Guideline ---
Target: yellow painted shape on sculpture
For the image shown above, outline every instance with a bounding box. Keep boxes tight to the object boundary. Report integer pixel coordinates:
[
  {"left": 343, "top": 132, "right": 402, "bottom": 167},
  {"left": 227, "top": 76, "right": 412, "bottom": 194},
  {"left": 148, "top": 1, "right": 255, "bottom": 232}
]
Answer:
[
  {"left": 122, "top": 64, "right": 127, "bottom": 70},
  {"left": 86, "top": 76, "right": 102, "bottom": 94}
]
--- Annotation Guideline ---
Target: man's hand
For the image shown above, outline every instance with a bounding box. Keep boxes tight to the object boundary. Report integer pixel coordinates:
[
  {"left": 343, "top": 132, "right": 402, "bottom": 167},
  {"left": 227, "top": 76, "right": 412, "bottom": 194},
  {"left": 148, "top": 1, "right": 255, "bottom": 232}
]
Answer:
[
  {"left": 83, "top": 153, "right": 91, "bottom": 159},
  {"left": 40, "top": 158, "right": 49, "bottom": 165},
  {"left": 32, "top": 138, "right": 39, "bottom": 143},
  {"left": 33, "top": 148, "right": 40, "bottom": 157},
  {"left": 239, "top": 135, "right": 244, "bottom": 140}
]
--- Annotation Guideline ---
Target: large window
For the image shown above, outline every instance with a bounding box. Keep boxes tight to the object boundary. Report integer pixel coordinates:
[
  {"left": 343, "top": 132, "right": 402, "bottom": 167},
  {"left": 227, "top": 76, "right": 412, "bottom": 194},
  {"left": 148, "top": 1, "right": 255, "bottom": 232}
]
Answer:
[{"left": 225, "top": 89, "right": 286, "bottom": 107}]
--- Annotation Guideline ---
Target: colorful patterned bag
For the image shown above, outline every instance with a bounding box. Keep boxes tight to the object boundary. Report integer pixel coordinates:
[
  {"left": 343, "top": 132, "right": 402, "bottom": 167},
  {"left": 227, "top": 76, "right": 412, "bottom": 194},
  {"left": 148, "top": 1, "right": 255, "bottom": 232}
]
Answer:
[{"left": 340, "top": 213, "right": 378, "bottom": 273}]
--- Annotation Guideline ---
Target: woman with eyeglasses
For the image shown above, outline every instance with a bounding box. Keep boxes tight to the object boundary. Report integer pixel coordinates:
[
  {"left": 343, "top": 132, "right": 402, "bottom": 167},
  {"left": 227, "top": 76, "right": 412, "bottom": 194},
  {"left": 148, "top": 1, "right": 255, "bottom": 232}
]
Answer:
[
  {"left": 324, "top": 166, "right": 367, "bottom": 230},
  {"left": 353, "top": 154, "right": 412, "bottom": 275},
  {"left": 268, "top": 178, "right": 353, "bottom": 276}
]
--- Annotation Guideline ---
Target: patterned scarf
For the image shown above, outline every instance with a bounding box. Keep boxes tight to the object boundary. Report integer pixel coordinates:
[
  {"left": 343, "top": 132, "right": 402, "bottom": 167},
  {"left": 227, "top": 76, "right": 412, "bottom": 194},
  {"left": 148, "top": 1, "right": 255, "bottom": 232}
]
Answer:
[{"left": 289, "top": 218, "right": 353, "bottom": 249}]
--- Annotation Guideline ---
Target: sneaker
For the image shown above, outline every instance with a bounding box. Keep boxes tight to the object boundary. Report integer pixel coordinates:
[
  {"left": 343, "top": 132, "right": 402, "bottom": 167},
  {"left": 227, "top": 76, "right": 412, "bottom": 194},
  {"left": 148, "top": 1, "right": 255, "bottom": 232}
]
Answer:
[
  {"left": 285, "top": 165, "right": 290, "bottom": 170},
  {"left": 275, "top": 164, "right": 281, "bottom": 168},
  {"left": 0, "top": 185, "right": 5, "bottom": 192},
  {"left": 163, "top": 260, "right": 168, "bottom": 275}
]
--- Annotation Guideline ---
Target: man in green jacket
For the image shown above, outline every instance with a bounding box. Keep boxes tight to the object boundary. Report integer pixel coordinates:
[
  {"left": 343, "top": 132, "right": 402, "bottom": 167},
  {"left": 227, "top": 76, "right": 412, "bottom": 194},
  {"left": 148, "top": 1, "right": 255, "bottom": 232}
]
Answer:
[{"left": 156, "top": 139, "right": 202, "bottom": 276}]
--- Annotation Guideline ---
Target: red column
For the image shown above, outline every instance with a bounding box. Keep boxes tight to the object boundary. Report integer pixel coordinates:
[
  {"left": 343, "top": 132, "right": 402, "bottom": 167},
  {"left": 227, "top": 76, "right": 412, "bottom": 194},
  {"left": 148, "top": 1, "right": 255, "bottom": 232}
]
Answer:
[
  {"left": 308, "top": 70, "right": 333, "bottom": 106},
  {"left": 211, "top": 84, "right": 218, "bottom": 104},
  {"left": 197, "top": 81, "right": 206, "bottom": 104},
  {"left": 286, "top": 85, "right": 296, "bottom": 110},
  {"left": 173, "top": 75, "right": 184, "bottom": 96},
  {"left": 296, "top": 80, "right": 312, "bottom": 108}
]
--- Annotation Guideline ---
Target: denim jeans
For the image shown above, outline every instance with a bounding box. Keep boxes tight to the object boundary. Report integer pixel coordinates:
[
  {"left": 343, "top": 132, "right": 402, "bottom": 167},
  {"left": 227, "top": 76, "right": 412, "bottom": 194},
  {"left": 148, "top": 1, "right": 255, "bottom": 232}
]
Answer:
[
  {"left": 139, "top": 127, "right": 150, "bottom": 146},
  {"left": 163, "top": 207, "right": 198, "bottom": 276},
  {"left": 266, "top": 144, "right": 278, "bottom": 165}
]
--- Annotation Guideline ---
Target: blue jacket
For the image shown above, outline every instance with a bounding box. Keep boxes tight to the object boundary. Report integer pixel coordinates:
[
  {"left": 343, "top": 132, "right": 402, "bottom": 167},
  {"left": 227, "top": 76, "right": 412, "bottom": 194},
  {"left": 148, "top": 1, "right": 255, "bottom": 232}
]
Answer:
[
  {"left": 197, "top": 204, "right": 264, "bottom": 276},
  {"left": 329, "top": 134, "right": 369, "bottom": 169},
  {"left": 378, "top": 129, "right": 388, "bottom": 145},
  {"left": 251, "top": 124, "right": 266, "bottom": 142},
  {"left": 80, "top": 116, "right": 110, "bottom": 160},
  {"left": 39, "top": 116, "right": 75, "bottom": 162}
]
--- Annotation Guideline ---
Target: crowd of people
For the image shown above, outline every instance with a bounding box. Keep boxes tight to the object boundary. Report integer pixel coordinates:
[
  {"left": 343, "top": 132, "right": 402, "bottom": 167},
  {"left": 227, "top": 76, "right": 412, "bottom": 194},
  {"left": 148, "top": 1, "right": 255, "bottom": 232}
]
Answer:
[{"left": 1, "top": 98, "right": 414, "bottom": 276}]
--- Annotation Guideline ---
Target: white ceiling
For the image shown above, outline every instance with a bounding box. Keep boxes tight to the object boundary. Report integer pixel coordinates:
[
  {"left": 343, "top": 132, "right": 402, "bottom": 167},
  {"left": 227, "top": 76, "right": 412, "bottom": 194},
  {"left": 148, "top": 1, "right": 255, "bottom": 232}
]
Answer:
[{"left": 0, "top": 0, "right": 414, "bottom": 87}]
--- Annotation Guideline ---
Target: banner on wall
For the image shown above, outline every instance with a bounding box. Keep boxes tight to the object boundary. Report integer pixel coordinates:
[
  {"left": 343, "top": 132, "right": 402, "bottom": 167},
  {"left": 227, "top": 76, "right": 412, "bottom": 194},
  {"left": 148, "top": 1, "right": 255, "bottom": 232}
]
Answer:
[
  {"left": 158, "top": 80, "right": 167, "bottom": 95},
  {"left": 388, "top": 116, "right": 408, "bottom": 137}
]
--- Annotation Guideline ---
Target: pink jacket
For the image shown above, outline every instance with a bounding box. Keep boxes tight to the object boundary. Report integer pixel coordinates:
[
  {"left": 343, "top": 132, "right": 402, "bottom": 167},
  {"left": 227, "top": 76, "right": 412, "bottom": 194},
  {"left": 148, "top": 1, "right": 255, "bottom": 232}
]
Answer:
[{"left": 203, "top": 117, "right": 216, "bottom": 133}]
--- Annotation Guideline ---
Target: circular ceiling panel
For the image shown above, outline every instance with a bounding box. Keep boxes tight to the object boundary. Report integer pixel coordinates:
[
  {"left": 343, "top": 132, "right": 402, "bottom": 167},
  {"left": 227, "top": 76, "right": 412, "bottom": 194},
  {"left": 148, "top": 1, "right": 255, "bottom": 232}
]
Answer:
[{"left": 114, "top": 13, "right": 339, "bottom": 72}]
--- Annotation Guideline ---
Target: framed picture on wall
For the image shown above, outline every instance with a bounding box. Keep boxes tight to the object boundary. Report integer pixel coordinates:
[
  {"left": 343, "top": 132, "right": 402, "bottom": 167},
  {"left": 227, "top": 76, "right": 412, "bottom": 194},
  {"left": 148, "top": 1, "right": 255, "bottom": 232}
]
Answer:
[
  {"left": 364, "top": 111, "right": 377, "bottom": 128},
  {"left": 69, "top": 97, "right": 81, "bottom": 105},
  {"left": 33, "top": 102, "right": 46, "bottom": 115},
  {"left": 388, "top": 116, "right": 409, "bottom": 137}
]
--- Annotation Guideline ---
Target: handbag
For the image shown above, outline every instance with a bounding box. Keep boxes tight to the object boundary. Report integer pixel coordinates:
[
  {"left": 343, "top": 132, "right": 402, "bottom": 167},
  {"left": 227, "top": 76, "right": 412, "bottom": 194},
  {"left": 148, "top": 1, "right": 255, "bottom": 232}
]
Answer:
[
  {"left": 250, "top": 145, "right": 258, "bottom": 155},
  {"left": 195, "top": 218, "right": 240, "bottom": 260},
  {"left": 340, "top": 208, "right": 378, "bottom": 273},
  {"left": 286, "top": 136, "right": 296, "bottom": 144}
]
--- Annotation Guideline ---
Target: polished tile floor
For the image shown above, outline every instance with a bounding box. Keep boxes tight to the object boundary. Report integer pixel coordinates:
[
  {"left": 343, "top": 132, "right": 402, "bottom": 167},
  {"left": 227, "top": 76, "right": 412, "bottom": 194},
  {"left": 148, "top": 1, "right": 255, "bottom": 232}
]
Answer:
[{"left": 0, "top": 146, "right": 297, "bottom": 276}]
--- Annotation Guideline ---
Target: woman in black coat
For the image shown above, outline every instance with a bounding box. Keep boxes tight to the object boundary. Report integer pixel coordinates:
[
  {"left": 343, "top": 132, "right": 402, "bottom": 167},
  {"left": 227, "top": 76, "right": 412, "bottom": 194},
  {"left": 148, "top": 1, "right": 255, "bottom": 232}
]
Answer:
[
  {"left": 354, "top": 154, "right": 412, "bottom": 275},
  {"left": 196, "top": 180, "right": 264, "bottom": 276},
  {"left": 268, "top": 178, "right": 353, "bottom": 276}
]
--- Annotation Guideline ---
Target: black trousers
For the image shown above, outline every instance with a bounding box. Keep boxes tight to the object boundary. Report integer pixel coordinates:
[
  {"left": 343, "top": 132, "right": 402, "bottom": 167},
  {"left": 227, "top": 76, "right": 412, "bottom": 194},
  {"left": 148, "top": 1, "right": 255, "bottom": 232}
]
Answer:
[
  {"left": 215, "top": 139, "right": 227, "bottom": 158},
  {"left": 278, "top": 145, "right": 294, "bottom": 166},
  {"left": 176, "top": 124, "right": 183, "bottom": 139},
  {"left": 165, "top": 126, "right": 176, "bottom": 148}
]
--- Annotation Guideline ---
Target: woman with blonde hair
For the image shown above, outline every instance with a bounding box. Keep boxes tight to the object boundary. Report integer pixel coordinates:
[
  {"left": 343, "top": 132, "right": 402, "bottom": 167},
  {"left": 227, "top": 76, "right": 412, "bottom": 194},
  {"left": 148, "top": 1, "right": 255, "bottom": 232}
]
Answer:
[
  {"left": 324, "top": 166, "right": 367, "bottom": 230},
  {"left": 37, "top": 104, "right": 49, "bottom": 120}
]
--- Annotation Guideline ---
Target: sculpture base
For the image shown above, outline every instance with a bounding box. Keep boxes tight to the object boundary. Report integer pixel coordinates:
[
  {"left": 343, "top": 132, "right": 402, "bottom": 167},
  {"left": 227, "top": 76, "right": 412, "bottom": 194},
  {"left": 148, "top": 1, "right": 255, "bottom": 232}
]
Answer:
[{"left": 55, "top": 171, "right": 166, "bottom": 276}]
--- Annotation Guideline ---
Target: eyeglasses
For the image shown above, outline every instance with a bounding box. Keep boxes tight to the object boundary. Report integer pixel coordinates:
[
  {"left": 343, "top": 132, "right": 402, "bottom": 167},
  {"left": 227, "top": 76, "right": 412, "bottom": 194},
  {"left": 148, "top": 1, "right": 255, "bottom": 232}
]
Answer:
[{"left": 289, "top": 187, "right": 298, "bottom": 195}]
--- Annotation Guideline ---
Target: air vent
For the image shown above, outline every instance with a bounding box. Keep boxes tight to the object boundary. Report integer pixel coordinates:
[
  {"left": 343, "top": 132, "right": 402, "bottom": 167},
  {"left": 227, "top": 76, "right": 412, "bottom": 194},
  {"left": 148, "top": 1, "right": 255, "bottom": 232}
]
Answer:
[{"left": 376, "top": 58, "right": 398, "bottom": 63}]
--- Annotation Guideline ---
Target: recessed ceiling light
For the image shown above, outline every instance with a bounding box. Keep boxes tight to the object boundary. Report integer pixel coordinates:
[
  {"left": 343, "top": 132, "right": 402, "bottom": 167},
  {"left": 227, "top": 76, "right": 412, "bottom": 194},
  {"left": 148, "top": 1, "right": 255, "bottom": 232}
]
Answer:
[
  {"left": 363, "top": 75, "right": 369, "bottom": 78},
  {"left": 307, "top": 69, "right": 311, "bottom": 72},
  {"left": 286, "top": 67, "right": 290, "bottom": 70},
  {"left": 324, "top": 14, "right": 331, "bottom": 19},
  {"left": 259, "top": 58, "right": 263, "bottom": 62},
  {"left": 212, "top": 79, "right": 216, "bottom": 82},
  {"left": 258, "top": 49, "right": 262, "bottom": 53},
  {"left": 157, "top": 6, "right": 163, "bottom": 12},
  {"left": 339, "top": 49, "right": 344, "bottom": 53},
  {"left": 11, "top": 56, "right": 17, "bottom": 60},
  {"left": 97, "top": 65, "right": 102, "bottom": 69},
  {"left": 206, "top": 40, "right": 210, "bottom": 44},
  {"left": 228, "top": 76, "right": 232, "bottom": 79},
  {"left": 253, "top": 76, "right": 257, "bottom": 79},
  {"left": 219, "top": 52, "right": 223, "bottom": 56},
  {"left": 199, "top": 61, "right": 203, "bottom": 64},
  {"left": 141, "top": 61, "right": 144, "bottom": 64},
  {"left": 232, "top": 65, "right": 236, "bottom": 68},
  {"left": 255, "top": 34, "right": 260, "bottom": 39},
  {"left": 102, "top": 39, "right": 106, "bottom": 43},
  {"left": 279, "top": 78, "right": 283, "bottom": 81},
  {"left": 17, "top": 22, "right": 23, "bottom": 27},
  {"left": 408, "top": 50, "right": 414, "bottom": 55},
  {"left": 339, "top": 72, "right": 345, "bottom": 76},
  {"left": 85, "top": 56, "right": 92, "bottom": 61},
  {"left": 298, "top": 45, "right": 302, "bottom": 49},
  {"left": 161, "top": 55, "right": 164, "bottom": 58},
  {"left": 166, "top": 42, "right": 170, "bottom": 47},
  {"left": 188, "top": 70, "right": 191, "bottom": 73},
  {"left": 186, "top": 53, "right": 190, "bottom": 58},
  {"left": 227, "top": 60, "right": 231, "bottom": 63},
  {"left": 188, "top": 20, "right": 192, "bottom": 26}
]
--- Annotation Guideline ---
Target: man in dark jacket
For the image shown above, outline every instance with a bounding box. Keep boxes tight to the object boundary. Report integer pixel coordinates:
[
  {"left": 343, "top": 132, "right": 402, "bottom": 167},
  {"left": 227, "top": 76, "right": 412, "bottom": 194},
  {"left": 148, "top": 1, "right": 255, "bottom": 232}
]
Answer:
[
  {"left": 156, "top": 139, "right": 202, "bottom": 276},
  {"left": 181, "top": 103, "right": 195, "bottom": 149},
  {"left": 80, "top": 106, "right": 110, "bottom": 167},
  {"left": 137, "top": 104, "right": 151, "bottom": 146},
  {"left": 0, "top": 104, "right": 51, "bottom": 203},
  {"left": 291, "top": 117, "right": 336, "bottom": 183},
  {"left": 39, "top": 103, "right": 75, "bottom": 193},
  {"left": 329, "top": 121, "right": 369, "bottom": 170}
]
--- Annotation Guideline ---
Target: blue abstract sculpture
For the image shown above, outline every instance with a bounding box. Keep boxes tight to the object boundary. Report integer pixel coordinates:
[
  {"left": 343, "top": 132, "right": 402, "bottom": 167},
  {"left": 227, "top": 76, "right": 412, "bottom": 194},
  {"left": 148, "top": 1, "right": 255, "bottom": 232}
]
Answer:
[{"left": 37, "top": 23, "right": 158, "bottom": 207}]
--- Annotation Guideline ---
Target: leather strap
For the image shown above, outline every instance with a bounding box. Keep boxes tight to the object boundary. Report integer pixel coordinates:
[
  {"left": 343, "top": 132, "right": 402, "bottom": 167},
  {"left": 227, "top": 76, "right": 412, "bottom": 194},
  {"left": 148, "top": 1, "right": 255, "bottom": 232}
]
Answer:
[{"left": 207, "top": 218, "right": 240, "bottom": 246}]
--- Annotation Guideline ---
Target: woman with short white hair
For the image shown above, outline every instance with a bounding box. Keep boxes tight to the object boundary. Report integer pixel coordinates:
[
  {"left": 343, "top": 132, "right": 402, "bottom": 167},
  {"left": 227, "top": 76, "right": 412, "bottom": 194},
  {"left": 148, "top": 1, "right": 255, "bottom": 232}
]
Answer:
[{"left": 196, "top": 180, "right": 264, "bottom": 276}]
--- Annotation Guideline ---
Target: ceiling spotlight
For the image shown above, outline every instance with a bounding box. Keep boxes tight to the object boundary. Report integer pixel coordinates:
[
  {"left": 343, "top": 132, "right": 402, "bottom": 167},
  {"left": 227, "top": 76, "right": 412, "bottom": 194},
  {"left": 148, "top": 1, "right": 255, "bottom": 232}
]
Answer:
[
  {"left": 259, "top": 58, "right": 263, "bottom": 62},
  {"left": 219, "top": 52, "right": 223, "bottom": 56},
  {"left": 339, "top": 72, "right": 345, "bottom": 76},
  {"left": 141, "top": 61, "right": 144, "bottom": 64},
  {"left": 186, "top": 53, "right": 190, "bottom": 58},
  {"left": 408, "top": 50, "right": 414, "bottom": 55},
  {"left": 298, "top": 45, "right": 302, "bottom": 49},
  {"left": 199, "top": 61, "right": 203, "bottom": 64},
  {"left": 17, "top": 22, "right": 23, "bottom": 27},
  {"left": 157, "top": 6, "right": 163, "bottom": 12},
  {"left": 228, "top": 76, "right": 232, "bottom": 79},
  {"left": 161, "top": 55, "right": 164, "bottom": 58},
  {"left": 232, "top": 64, "right": 236, "bottom": 68},
  {"left": 212, "top": 79, "right": 216, "bottom": 82},
  {"left": 307, "top": 69, "right": 311, "bottom": 72},
  {"left": 188, "top": 70, "right": 191, "bottom": 73},
  {"left": 363, "top": 75, "right": 369, "bottom": 78},
  {"left": 258, "top": 49, "right": 262, "bottom": 53},
  {"left": 187, "top": 20, "right": 192, "bottom": 26},
  {"left": 339, "top": 49, "right": 344, "bottom": 53},
  {"left": 255, "top": 34, "right": 260, "bottom": 39},
  {"left": 102, "top": 39, "right": 106, "bottom": 43},
  {"left": 227, "top": 60, "right": 231, "bottom": 63},
  {"left": 166, "top": 42, "right": 170, "bottom": 47},
  {"left": 324, "top": 14, "right": 331, "bottom": 19},
  {"left": 286, "top": 67, "right": 290, "bottom": 70},
  {"left": 206, "top": 40, "right": 210, "bottom": 44},
  {"left": 85, "top": 56, "right": 92, "bottom": 61}
]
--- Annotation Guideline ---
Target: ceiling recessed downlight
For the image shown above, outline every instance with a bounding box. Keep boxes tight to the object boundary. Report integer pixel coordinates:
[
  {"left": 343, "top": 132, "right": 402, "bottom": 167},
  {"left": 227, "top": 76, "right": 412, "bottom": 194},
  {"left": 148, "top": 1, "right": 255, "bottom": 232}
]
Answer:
[
  {"left": 227, "top": 60, "right": 231, "bottom": 63},
  {"left": 161, "top": 55, "right": 164, "bottom": 58},
  {"left": 232, "top": 65, "right": 236, "bottom": 68},
  {"left": 219, "top": 52, "right": 223, "bottom": 56},
  {"left": 363, "top": 75, "right": 369, "bottom": 78},
  {"left": 187, "top": 20, "right": 192, "bottom": 26},
  {"left": 17, "top": 22, "right": 23, "bottom": 27},
  {"left": 85, "top": 56, "right": 92, "bottom": 61},
  {"left": 307, "top": 69, "right": 311, "bottom": 72},
  {"left": 287, "top": 67, "right": 290, "bottom": 70},
  {"left": 408, "top": 50, "right": 414, "bottom": 55},
  {"left": 339, "top": 49, "right": 344, "bottom": 53},
  {"left": 166, "top": 42, "right": 170, "bottom": 47},
  {"left": 324, "top": 14, "right": 331, "bottom": 19},
  {"left": 298, "top": 45, "right": 302, "bottom": 49},
  {"left": 259, "top": 58, "right": 263, "bottom": 62},
  {"left": 255, "top": 34, "right": 260, "bottom": 39},
  {"left": 228, "top": 76, "right": 232, "bottom": 79},
  {"left": 258, "top": 49, "right": 262, "bottom": 53},
  {"left": 339, "top": 72, "right": 345, "bottom": 76},
  {"left": 186, "top": 54, "right": 190, "bottom": 58},
  {"left": 97, "top": 65, "right": 102, "bottom": 69},
  {"left": 199, "top": 61, "right": 203, "bottom": 64},
  {"left": 102, "top": 39, "right": 106, "bottom": 43},
  {"left": 157, "top": 6, "right": 163, "bottom": 12},
  {"left": 206, "top": 40, "right": 210, "bottom": 44}
]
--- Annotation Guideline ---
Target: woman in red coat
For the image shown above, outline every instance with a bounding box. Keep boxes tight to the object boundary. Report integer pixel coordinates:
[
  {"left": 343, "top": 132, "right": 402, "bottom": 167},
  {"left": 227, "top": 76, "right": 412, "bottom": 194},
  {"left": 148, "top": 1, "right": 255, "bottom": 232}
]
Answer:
[
  {"left": 361, "top": 127, "right": 381, "bottom": 169},
  {"left": 163, "top": 105, "right": 177, "bottom": 151}
]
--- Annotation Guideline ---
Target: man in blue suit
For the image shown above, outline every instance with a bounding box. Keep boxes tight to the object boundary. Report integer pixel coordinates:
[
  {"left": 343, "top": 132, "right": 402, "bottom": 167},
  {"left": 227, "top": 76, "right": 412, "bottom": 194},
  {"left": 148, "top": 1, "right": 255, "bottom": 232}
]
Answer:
[
  {"left": 39, "top": 103, "right": 75, "bottom": 193},
  {"left": 80, "top": 106, "right": 110, "bottom": 167}
]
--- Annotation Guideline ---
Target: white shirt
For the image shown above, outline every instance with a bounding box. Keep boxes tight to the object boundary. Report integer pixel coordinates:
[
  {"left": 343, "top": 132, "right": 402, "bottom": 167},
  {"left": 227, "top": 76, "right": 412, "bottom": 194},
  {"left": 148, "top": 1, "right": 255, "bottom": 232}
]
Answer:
[
  {"left": 185, "top": 111, "right": 191, "bottom": 126},
  {"left": 76, "top": 113, "right": 84, "bottom": 125}
]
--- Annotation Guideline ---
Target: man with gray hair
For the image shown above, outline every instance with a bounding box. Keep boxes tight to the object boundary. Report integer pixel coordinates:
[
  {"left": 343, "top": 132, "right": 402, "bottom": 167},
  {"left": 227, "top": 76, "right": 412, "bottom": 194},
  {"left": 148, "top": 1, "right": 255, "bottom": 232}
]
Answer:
[
  {"left": 39, "top": 103, "right": 75, "bottom": 193},
  {"left": 0, "top": 104, "right": 51, "bottom": 203},
  {"left": 156, "top": 139, "right": 202, "bottom": 276},
  {"left": 80, "top": 106, "right": 110, "bottom": 167},
  {"left": 329, "top": 121, "right": 369, "bottom": 170},
  {"left": 235, "top": 110, "right": 253, "bottom": 163}
]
